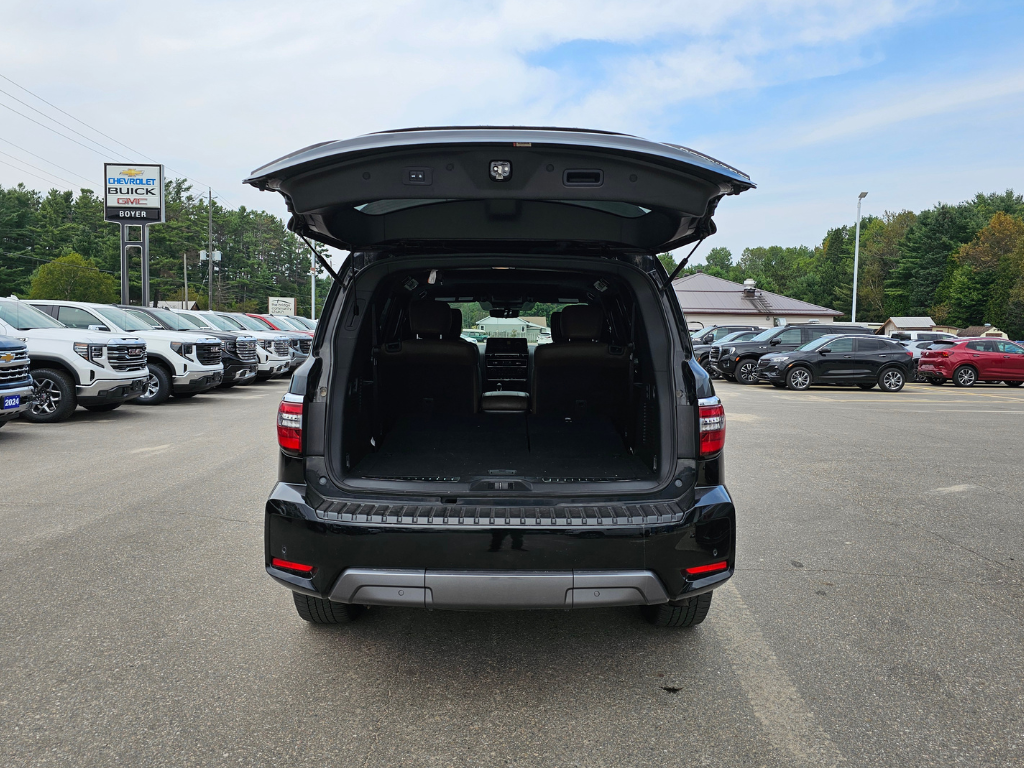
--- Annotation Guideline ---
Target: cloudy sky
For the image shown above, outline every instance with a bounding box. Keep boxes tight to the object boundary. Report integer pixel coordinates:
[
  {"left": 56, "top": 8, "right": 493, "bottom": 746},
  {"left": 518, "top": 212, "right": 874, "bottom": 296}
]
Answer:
[{"left": 1, "top": 0, "right": 1022, "bottom": 263}]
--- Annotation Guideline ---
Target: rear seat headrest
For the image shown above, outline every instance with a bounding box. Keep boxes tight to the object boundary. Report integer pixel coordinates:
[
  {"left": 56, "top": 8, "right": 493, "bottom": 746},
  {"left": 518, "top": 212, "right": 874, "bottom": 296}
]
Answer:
[
  {"left": 409, "top": 300, "right": 452, "bottom": 339},
  {"left": 443, "top": 308, "right": 463, "bottom": 340},
  {"left": 550, "top": 311, "right": 564, "bottom": 343},
  {"left": 560, "top": 304, "right": 603, "bottom": 342}
]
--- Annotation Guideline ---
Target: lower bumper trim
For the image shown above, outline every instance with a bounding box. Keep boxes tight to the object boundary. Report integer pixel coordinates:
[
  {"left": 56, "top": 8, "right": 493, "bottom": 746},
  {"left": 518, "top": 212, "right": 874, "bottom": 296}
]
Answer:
[{"left": 328, "top": 568, "right": 670, "bottom": 610}]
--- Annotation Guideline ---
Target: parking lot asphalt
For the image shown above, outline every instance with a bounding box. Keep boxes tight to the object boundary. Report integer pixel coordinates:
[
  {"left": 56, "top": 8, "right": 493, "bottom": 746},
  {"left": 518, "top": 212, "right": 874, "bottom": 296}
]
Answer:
[{"left": 1, "top": 379, "right": 1022, "bottom": 767}]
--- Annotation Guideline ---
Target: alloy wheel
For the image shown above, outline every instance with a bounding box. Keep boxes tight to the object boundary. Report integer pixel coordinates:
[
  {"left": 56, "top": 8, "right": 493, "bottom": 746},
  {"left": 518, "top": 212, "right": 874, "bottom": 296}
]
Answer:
[
  {"left": 955, "top": 367, "right": 977, "bottom": 387},
  {"left": 737, "top": 361, "right": 757, "bottom": 384},
  {"left": 787, "top": 368, "right": 810, "bottom": 390},
  {"left": 31, "top": 378, "right": 60, "bottom": 415},
  {"left": 882, "top": 370, "right": 904, "bottom": 391},
  {"left": 142, "top": 373, "right": 161, "bottom": 400}
]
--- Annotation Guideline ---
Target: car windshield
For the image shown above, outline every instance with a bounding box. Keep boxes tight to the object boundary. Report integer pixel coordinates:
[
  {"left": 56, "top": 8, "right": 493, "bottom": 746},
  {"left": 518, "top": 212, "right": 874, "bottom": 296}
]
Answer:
[
  {"left": 228, "top": 314, "right": 267, "bottom": 332},
  {"left": 92, "top": 306, "right": 156, "bottom": 332},
  {"left": 247, "top": 315, "right": 277, "bottom": 330},
  {"left": 271, "top": 316, "right": 303, "bottom": 330},
  {"left": 0, "top": 300, "right": 66, "bottom": 329},
  {"left": 795, "top": 336, "right": 839, "bottom": 352},
  {"left": 716, "top": 331, "right": 749, "bottom": 344},
  {"left": 749, "top": 328, "right": 779, "bottom": 342},
  {"left": 198, "top": 313, "right": 241, "bottom": 331},
  {"left": 147, "top": 307, "right": 203, "bottom": 330},
  {"left": 289, "top": 316, "right": 316, "bottom": 329}
]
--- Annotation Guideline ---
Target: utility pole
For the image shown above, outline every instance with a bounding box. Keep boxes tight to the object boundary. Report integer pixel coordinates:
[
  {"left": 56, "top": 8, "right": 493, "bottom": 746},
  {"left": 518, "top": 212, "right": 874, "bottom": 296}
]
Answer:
[
  {"left": 183, "top": 252, "right": 188, "bottom": 309},
  {"left": 207, "top": 189, "right": 214, "bottom": 311},
  {"left": 852, "top": 191, "right": 868, "bottom": 323}
]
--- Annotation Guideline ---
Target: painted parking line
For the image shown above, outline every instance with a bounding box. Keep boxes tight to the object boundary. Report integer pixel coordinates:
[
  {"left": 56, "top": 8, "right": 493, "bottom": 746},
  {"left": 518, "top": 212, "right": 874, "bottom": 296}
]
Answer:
[{"left": 713, "top": 582, "right": 844, "bottom": 768}]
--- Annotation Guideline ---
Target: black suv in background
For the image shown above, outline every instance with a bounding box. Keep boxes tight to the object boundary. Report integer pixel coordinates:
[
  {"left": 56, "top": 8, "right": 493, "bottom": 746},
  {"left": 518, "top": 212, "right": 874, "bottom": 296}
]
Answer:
[
  {"left": 757, "top": 334, "right": 914, "bottom": 391},
  {"left": 693, "top": 330, "right": 761, "bottom": 375},
  {"left": 690, "top": 324, "right": 763, "bottom": 346},
  {"left": 711, "top": 323, "right": 874, "bottom": 383},
  {"left": 247, "top": 126, "right": 755, "bottom": 628}
]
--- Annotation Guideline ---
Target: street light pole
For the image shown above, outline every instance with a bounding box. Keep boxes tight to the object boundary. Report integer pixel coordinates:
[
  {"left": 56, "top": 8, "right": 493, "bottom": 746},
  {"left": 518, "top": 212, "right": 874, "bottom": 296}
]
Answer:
[
  {"left": 207, "top": 189, "right": 214, "bottom": 311},
  {"left": 852, "top": 191, "right": 868, "bottom": 323}
]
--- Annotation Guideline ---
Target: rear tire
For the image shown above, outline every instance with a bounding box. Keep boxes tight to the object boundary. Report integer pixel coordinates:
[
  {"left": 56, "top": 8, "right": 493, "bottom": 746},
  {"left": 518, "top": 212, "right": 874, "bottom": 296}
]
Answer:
[
  {"left": 878, "top": 367, "right": 905, "bottom": 392},
  {"left": 735, "top": 360, "right": 759, "bottom": 385},
  {"left": 137, "top": 365, "right": 172, "bottom": 405},
  {"left": 929, "top": 378, "right": 945, "bottom": 386},
  {"left": 1005, "top": 380, "right": 1023, "bottom": 387},
  {"left": 292, "top": 593, "right": 366, "bottom": 624},
  {"left": 953, "top": 365, "right": 977, "bottom": 387},
  {"left": 83, "top": 403, "right": 121, "bottom": 412},
  {"left": 785, "top": 366, "right": 811, "bottom": 391},
  {"left": 22, "top": 369, "right": 77, "bottom": 423},
  {"left": 641, "top": 593, "right": 713, "bottom": 628}
]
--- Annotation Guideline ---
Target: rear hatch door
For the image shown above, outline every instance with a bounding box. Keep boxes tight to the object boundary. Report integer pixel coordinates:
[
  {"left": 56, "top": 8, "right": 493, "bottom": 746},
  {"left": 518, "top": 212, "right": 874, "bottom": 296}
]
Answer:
[{"left": 244, "top": 127, "right": 754, "bottom": 255}]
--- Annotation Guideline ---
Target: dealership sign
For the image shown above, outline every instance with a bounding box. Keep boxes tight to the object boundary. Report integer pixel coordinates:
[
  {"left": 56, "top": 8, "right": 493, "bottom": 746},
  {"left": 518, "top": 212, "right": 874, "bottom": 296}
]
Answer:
[
  {"left": 104, "top": 163, "right": 164, "bottom": 223},
  {"left": 269, "top": 296, "right": 297, "bottom": 315}
]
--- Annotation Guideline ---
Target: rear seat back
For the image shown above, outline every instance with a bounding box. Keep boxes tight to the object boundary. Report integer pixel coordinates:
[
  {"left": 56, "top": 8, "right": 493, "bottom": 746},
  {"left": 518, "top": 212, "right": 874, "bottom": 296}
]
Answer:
[
  {"left": 378, "top": 301, "right": 480, "bottom": 423},
  {"left": 531, "top": 304, "right": 629, "bottom": 428}
]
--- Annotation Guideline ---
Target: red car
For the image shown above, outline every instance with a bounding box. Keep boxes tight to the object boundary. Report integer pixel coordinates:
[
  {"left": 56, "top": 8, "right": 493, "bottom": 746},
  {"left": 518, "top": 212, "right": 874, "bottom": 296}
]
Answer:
[
  {"left": 918, "top": 338, "right": 1024, "bottom": 387},
  {"left": 245, "top": 313, "right": 314, "bottom": 337}
]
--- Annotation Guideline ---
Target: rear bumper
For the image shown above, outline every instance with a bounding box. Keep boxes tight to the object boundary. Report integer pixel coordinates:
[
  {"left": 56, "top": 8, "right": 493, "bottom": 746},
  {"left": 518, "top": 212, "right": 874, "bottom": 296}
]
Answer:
[
  {"left": 77, "top": 375, "right": 148, "bottom": 405},
  {"left": 264, "top": 481, "right": 736, "bottom": 609}
]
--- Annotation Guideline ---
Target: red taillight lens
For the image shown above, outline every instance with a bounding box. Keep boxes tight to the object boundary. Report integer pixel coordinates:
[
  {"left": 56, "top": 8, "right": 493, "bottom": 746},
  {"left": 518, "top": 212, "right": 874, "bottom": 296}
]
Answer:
[
  {"left": 271, "top": 557, "right": 316, "bottom": 576},
  {"left": 277, "top": 398, "right": 303, "bottom": 455},
  {"left": 684, "top": 561, "right": 729, "bottom": 576},
  {"left": 699, "top": 402, "right": 726, "bottom": 457},
  {"left": 940, "top": 351, "right": 952, "bottom": 357}
]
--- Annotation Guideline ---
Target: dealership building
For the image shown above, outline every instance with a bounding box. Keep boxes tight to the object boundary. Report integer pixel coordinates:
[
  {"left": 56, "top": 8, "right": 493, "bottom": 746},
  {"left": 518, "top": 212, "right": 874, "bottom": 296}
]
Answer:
[{"left": 673, "top": 273, "right": 842, "bottom": 330}]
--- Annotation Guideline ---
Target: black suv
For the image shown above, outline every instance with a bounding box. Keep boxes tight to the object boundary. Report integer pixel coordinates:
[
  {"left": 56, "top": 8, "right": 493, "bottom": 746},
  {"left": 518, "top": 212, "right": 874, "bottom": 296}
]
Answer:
[
  {"left": 693, "top": 329, "right": 761, "bottom": 374},
  {"left": 711, "top": 323, "right": 873, "bottom": 383},
  {"left": 247, "top": 127, "right": 755, "bottom": 628},
  {"left": 757, "top": 334, "right": 913, "bottom": 391},
  {"left": 690, "top": 325, "right": 762, "bottom": 346}
]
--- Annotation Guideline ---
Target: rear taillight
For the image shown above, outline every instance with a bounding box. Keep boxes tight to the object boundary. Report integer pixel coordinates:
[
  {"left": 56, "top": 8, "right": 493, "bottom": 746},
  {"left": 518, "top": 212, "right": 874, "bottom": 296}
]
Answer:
[
  {"left": 277, "top": 397, "right": 303, "bottom": 455},
  {"left": 699, "top": 400, "right": 726, "bottom": 457},
  {"left": 940, "top": 350, "right": 952, "bottom": 357}
]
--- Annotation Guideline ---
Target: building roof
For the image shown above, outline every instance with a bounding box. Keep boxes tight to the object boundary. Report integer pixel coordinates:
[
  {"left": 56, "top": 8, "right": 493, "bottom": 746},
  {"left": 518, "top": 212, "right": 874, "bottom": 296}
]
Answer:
[
  {"left": 884, "top": 316, "right": 935, "bottom": 328},
  {"left": 477, "top": 316, "right": 546, "bottom": 328},
  {"left": 672, "top": 272, "right": 842, "bottom": 317},
  {"left": 958, "top": 325, "right": 1005, "bottom": 337}
]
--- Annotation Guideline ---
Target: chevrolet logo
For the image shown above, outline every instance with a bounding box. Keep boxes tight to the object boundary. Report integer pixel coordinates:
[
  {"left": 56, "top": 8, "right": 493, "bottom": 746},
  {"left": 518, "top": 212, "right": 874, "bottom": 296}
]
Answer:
[
  {"left": 0, "top": 353, "right": 13, "bottom": 363},
  {"left": 121, "top": 168, "right": 145, "bottom": 177}
]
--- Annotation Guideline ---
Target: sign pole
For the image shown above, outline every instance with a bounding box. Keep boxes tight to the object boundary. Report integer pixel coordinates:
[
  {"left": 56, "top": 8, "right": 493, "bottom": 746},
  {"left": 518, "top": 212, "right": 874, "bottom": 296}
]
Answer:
[
  {"left": 208, "top": 190, "right": 214, "bottom": 311},
  {"left": 141, "top": 223, "right": 150, "bottom": 307},
  {"left": 119, "top": 224, "right": 130, "bottom": 305}
]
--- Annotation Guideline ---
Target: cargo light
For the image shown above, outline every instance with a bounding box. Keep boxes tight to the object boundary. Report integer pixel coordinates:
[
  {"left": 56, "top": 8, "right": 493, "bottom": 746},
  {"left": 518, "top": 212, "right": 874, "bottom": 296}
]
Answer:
[
  {"left": 698, "top": 400, "right": 726, "bottom": 457},
  {"left": 684, "top": 561, "right": 729, "bottom": 576},
  {"left": 271, "top": 557, "right": 316, "bottom": 576},
  {"left": 277, "top": 396, "right": 303, "bottom": 455}
]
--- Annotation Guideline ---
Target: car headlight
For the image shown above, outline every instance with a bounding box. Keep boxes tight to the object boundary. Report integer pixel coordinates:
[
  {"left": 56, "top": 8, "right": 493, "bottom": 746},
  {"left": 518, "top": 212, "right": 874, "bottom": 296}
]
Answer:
[
  {"left": 73, "top": 342, "right": 104, "bottom": 363},
  {"left": 721, "top": 347, "right": 735, "bottom": 355},
  {"left": 774, "top": 356, "right": 789, "bottom": 362},
  {"left": 170, "top": 342, "right": 194, "bottom": 358},
  {"left": 224, "top": 339, "right": 237, "bottom": 353},
  {"left": 258, "top": 339, "right": 272, "bottom": 351}
]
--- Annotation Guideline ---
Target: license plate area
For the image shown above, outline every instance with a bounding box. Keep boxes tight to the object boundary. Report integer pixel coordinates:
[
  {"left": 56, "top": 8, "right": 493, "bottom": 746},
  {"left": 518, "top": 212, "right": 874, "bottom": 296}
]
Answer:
[{"left": 2, "top": 394, "right": 20, "bottom": 410}]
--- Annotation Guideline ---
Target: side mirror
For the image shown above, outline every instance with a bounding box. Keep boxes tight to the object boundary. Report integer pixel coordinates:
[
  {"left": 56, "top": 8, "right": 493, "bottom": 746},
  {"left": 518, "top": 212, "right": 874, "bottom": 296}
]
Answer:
[
  {"left": 819, "top": 348, "right": 830, "bottom": 355},
  {"left": 87, "top": 324, "right": 110, "bottom": 332},
  {"left": 769, "top": 338, "right": 781, "bottom": 346}
]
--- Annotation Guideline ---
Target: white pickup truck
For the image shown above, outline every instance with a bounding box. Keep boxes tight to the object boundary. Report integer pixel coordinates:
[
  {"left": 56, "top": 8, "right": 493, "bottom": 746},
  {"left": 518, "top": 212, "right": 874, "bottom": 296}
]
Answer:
[
  {"left": 173, "top": 310, "right": 292, "bottom": 380},
  {"left": 0, "top": 298, "right": 148, "bottom": 422},
  {"left": 27, "top": 300, "right": 224, "bottom": 405}
]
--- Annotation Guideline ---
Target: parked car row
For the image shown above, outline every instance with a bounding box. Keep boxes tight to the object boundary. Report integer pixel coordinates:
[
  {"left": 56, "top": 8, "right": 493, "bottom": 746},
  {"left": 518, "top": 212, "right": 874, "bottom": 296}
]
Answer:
[
  {"left": 701, "top": 322, "right": 1024, "bottom": 392},
  {"left": 0, "top": 297, "right": 315, "bottom": 425}
]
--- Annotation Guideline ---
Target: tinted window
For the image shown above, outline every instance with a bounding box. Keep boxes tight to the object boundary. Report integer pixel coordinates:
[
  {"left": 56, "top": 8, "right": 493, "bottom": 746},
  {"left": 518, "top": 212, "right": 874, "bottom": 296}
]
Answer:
[
  {"left": 712, "top": 328, "right": 734, "bottom": 341},
  {"left": 57, "top": 306, "right": 103, "bottom": 329},
  {"left": 823, "top": 338, "right": 855, "bottom": 352},
  {"left": 967, "top": 340, "right": 1000, "bottom": 352},
  {"left": 749, "top": 328, "right": 778, "bottom": 342},
  {"left": 92, "top": 306, "right": 155, "bottom": 332},
  {"left": 998, "top": 341, "right": 1024, "bottom": 354},
  {"left": 857, "top": 338, "right": 886, "bottom": 352},
  {"left": 0, "top": 300, "right": 65, "bottom": 329},
  {"left": 775, "top": 328, "right": 803, "bottom": 344}
]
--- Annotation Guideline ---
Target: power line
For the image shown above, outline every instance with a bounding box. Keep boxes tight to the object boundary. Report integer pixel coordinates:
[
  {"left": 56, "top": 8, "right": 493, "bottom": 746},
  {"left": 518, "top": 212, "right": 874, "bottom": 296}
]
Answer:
[
  {"left": 0, "top": 157, "right": 74, "bottom": 191},
  {"left": 0, "top": 101, "right": 114, "bottom": 159},
  {"left": 0, "top": 136, "right": 96, "bottom": 185},
  {"left": 0, "top": 72, "right": 233, "bottom": 203},
  {"left": 0, "top": 150, "right": 82, "bottom": 190},
  {"left": 0, "top": 86, "right": 130, "bottom": 161}
]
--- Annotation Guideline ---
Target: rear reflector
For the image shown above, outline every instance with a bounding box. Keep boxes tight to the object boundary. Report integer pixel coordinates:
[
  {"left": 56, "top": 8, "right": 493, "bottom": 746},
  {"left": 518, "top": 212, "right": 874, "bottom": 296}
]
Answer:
[
  {"left": 698, "top": 402, "right": 726, "bottom": 457},
  {"left": 271, "top": 557, "right": 316, "bottom": 576},
  {"left": 684, "top": 561, "right": 729, "bottom": 576},
  {"left": 277, "top": 398, "right": 302, "bottom": 455}
]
